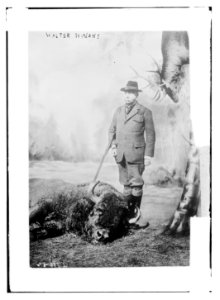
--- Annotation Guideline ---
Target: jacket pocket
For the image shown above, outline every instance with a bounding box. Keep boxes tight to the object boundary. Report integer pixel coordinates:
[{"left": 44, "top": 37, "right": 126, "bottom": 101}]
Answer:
[
  {"left": 134, "top": 142, "right": 145, "bottom": 148},
  {"left": 132, "top": 115, "right": 144, "bottom": 123}
]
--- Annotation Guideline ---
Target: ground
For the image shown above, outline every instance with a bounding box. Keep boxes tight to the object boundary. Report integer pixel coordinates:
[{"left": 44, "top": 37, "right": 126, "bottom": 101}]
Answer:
[{"left": 29, "top": 161, "right": 189, "bottom": 268}]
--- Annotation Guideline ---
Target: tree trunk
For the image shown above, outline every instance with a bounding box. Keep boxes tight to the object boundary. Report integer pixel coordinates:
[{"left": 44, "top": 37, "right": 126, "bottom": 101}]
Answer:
[{"left": 160, "top": 32, "right": 201, "bottom": 234}]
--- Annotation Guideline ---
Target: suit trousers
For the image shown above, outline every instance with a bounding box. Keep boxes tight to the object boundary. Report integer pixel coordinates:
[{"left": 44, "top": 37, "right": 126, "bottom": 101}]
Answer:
[{"left": 117, "top": 155, "right": 145, "bottom": 197}]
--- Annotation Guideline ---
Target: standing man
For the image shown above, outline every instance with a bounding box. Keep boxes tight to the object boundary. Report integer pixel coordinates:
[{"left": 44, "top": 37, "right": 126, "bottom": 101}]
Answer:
[{"left": 109, "top": 81, "right": 155, "bottom": 228}]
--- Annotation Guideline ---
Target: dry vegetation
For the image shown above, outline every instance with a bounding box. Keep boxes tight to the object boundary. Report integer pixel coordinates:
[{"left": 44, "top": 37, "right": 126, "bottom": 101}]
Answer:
[{"left": 30, "top": 227, "right": 189, "bottom": 268}]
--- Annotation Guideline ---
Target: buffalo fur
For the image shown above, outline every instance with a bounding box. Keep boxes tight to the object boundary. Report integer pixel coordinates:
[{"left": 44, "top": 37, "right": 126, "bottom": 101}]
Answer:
[{"left": 30, "top": 182, "right": 130, "bottom": 243}]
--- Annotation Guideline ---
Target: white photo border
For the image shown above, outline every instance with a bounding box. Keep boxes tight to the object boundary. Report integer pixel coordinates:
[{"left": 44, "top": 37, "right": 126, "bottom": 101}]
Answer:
[{"left": 6, "top": 5, "right": 211, "bottom": 293}]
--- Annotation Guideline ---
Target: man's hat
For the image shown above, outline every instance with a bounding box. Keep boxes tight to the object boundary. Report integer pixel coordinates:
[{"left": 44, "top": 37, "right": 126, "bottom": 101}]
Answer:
[{"left": 120, "top": 81, "right": 142, "bottom": 92}]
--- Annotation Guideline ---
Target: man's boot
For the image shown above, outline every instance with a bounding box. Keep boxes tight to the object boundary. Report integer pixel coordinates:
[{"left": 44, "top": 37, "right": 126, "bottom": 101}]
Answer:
[
  {"left": 127, "top": 195, "right": 141, "bottom": 223},
  {"left": 135, "top": 195, "right": 142, "bottom": 209},
  {"left": 128, "top": 195, "right": 149, "bottom": 229}
]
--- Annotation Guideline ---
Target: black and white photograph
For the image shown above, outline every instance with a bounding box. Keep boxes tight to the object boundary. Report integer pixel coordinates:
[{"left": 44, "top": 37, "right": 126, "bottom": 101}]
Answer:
[
  {"left": 3, "top": 3, "right": 214, "bottom": 294},
  {"left": 28, "top": 30, "right": 208, "bottom": 267}
]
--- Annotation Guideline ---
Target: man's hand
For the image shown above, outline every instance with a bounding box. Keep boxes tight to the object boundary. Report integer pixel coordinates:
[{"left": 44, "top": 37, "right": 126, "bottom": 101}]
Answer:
[
  {"left": 111, "top": 145, "right": 117, "bottom": 157},
  {"left": 144, "top": 156, "right": 152, "bottom": 166}
]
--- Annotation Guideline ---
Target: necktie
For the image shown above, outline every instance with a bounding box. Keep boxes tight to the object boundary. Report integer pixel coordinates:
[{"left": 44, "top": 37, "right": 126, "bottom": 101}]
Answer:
[{"left": 125, "top": 101, "right": 136, "bottom": 114}]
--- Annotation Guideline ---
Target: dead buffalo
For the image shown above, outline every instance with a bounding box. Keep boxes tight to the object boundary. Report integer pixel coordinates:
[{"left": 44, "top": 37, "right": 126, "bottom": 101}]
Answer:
[{"left": 29, "top": 181, "right": 130, "bottom": 243}]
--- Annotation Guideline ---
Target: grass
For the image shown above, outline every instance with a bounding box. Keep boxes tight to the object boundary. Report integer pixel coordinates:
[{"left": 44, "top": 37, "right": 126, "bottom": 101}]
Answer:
[{"left": 30, "top": 226, "right": 189, "bottom": 268}]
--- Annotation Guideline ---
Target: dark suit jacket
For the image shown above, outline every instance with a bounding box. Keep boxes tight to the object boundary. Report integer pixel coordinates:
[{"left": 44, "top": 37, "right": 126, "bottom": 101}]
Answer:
[{"left": 109, "top": 102, "right": 155, "bottom": 164}]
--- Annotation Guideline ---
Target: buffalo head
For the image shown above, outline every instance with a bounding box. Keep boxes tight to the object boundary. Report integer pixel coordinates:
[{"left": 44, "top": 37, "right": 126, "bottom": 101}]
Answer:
[{"left": 85, "top": 193, "right": 129, "bottom": 243}]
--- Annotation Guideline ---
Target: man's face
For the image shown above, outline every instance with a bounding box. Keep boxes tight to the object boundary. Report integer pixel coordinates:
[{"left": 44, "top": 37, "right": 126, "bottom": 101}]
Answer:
[{"left": 123, "top": 91, "right": 137, "bottom": 104}]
